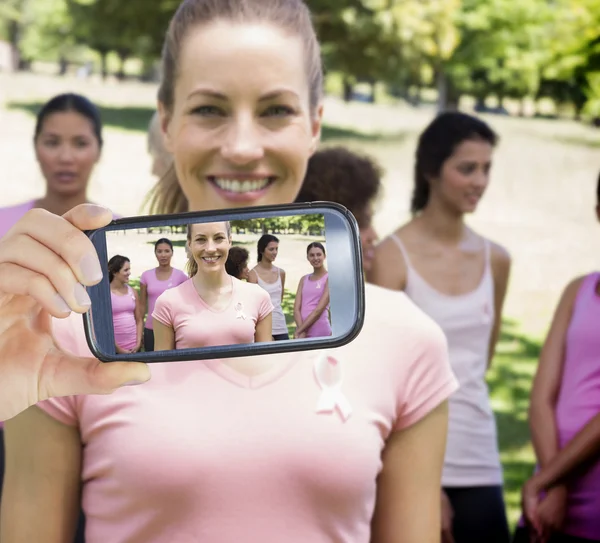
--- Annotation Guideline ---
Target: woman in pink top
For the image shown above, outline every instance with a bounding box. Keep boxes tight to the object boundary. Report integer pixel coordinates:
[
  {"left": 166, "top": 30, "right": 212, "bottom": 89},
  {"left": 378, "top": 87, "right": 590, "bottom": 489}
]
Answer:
[
  {"left": 139, "top": 238, "right": 188, "bottom": 352},
  {"left": 153, "top": 221, "right": 273, "bottom": 349},
  {"left": 369, "top": 112, "right": 512, "bottom": 543},
  {"left": 108, "top": 255, "right": 143, "bottom": 354},
  {"left": 0, "top": 93, "right": 104, "bottom": 239},
  {"left": 294, "top": 242, "right": 331, "bottom": 339},
  {"left": 513, "top": 179, "right": 600, "bottom": 543},
  {"left": 0, "top": 1, "right": 458, "bottom": 541}
]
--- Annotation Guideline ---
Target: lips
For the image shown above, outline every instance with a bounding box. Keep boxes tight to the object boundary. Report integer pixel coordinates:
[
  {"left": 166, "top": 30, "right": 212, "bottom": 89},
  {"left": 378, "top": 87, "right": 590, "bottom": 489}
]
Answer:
[
  {"left": 207, "top": 175, "right": 276, "bottom": 202},
  {"left": 54, "top": 172, "right": 78, "bottom": 183}
]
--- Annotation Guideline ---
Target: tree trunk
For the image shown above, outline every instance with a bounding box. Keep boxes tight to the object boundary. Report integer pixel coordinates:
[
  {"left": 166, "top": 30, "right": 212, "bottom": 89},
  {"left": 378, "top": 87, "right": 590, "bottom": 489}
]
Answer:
[
  {"left": 100, "top": 51, "right": 108, "bottom": 80},
  {"left": 7, "top": 20, "right": 21, "bottom": 72},
  {"left": 342, "top": 78, "right": 353, "bottom": 102},
  {"left": 116, "top": 51, "right": 128, "bottom": 80},
  {"left": 436, "top": 66, "right": 448, "bottom": 112}
]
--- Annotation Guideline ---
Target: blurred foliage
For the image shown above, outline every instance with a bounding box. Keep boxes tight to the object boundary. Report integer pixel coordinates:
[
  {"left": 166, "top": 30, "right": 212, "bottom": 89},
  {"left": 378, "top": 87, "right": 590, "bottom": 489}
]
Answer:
[{"left": 1, "top": 0, "right": 599, "bottom": 119}]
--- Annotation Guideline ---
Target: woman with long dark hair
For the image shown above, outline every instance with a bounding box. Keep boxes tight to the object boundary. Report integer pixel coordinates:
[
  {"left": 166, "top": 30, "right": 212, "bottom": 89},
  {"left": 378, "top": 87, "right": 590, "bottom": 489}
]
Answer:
[{"left": 248, "top": 234, "right": 289, "bottom": 340}]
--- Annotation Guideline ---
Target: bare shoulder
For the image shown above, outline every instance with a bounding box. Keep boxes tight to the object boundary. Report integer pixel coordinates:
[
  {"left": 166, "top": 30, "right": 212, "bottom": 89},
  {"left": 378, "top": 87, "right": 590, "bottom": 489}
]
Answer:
[
  {"left": 562, "top": 274, "right": 588, "bottom": 300},
  {"left": 363, "top": 284, "right": 445, "bottom": 343},
  {"left": 488, "top": 240, "right": 511, "bottom": 266}
]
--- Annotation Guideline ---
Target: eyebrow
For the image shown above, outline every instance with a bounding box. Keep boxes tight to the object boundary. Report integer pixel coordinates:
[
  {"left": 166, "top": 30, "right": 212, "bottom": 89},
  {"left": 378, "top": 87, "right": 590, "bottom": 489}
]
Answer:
[{"left": 188, "top": 88, "right": 300, "bottom": 102}]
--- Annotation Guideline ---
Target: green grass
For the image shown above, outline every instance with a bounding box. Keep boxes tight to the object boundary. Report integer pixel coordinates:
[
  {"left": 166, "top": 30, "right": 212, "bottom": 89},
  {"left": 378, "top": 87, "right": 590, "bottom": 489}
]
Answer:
[{"left": 488, "top": 319, "right": 540, "bottom": 530}]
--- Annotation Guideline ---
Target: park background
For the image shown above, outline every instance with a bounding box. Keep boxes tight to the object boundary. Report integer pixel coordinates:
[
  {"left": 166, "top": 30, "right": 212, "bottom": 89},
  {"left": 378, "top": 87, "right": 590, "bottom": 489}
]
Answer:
[{"left": 2, "top": 0, "right": 600, "bottom": 528}]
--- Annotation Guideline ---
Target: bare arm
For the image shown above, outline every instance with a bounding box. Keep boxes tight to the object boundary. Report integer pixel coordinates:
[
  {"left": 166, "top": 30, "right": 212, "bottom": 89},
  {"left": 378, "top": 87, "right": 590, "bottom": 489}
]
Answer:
[
  {"left": 293, "top": 277, "right": 304, "bottom": 328},
  {"left": 247, "top": 269, "right": 259, "bottom": 284},
  {"left": 529, "top": 277, "right": 583, "bottom": 469},
  {"left": 367, "top": 235, "right": 407, "bottom": 291},
  {"left": 295, "top": 280, "right": 330, "bottom": 336},
  {"left": 254, "top": 313, "right": 273, "bottom": 343},
  {"left": 133, "top": 289, "right": 143, "bottom": 351},
  {"left": 153, "top": 320, "right": 175, "bottom": 351},
  {"left": 371, "top": 401, "right": 449, "bottom": 543},
  {"left": 1, "top": 406, "right": 82, "bottom": 542},
  {"left": 139, "top": 282, "right": 148, "bottom": 323},
  {"left": 533, "top": 413, "right": 600, "bottom": 492},
  {"left": 487, "top": 243, "right": 511, "bottom": 368},
  {"left": 280, "top": 269, "right": 286, "bottom": 303}
]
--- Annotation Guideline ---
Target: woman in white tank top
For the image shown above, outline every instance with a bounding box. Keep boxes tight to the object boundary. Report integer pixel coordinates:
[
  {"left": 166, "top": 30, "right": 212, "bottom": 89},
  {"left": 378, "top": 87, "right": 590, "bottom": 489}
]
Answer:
[
  {"left": 368, "top": 111, "right": 512, "bottom": 543},
  {"left": 248, "top": 234, "right": 289, "bottom": 340}
]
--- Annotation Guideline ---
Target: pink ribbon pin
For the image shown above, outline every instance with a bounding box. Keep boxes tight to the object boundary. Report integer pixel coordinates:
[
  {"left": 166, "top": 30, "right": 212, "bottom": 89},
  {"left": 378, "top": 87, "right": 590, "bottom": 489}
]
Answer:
[
  {"left": 235, "top": 302, "right": 247, "bottom": 320},
  {"left": 313, "top": 352, "right": 352, "bottom": 421}
]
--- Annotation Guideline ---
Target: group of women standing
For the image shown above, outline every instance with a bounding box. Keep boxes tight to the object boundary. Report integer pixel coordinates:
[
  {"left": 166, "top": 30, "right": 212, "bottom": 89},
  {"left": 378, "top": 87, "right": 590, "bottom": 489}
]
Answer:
[
  {"left": 0, "top": 1, "right": 598, "bottom": 542},
  {"left": 108, "top": 227, "right": 332, "bottom": 354}
]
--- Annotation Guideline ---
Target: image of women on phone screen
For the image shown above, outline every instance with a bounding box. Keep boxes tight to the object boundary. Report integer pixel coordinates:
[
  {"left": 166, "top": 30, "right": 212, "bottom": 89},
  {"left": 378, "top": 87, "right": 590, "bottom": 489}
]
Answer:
[
  {"left": 152, "top": 221, "right": 274, "bottom": 350},
  {"left": 293, "top": 242, "right": 331, "bottom": 339},
  {"left": 108, "top": 255, "right": 143, "bottom": 354},
  {"left": 139, "top": 238, "right": 188, "bottom": 352},
  {"left": 248, "top": 234, "right": 289, "bottom": 341}
]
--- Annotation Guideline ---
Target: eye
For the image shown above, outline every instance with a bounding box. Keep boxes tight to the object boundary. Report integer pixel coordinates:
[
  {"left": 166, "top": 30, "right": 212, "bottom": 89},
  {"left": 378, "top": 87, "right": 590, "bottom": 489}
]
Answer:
[
  {"left": 191, "top": 105, "right": 224, "bottom": 117},
  {"left": 74, "top": 138, "right": 90, "bottom": 148},
  {"left": 262, "top": 105, "right": 295, "bottom": 117}
]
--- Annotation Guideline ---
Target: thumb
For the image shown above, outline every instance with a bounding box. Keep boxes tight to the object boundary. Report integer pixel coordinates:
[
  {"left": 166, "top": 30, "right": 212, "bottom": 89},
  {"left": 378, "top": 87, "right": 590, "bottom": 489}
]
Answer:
[
  {"left": 62, "top": 203, "right": 114, "bottom": 231},
  {"left": 46, "top": 351, "right": 151, "bottom": 398}
]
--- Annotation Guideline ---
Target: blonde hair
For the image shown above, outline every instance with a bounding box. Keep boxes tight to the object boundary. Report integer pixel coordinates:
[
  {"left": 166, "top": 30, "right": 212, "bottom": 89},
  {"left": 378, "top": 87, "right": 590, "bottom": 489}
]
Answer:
[
  {"left": 145, "top": 0, "right": 323, "bottom": 216},
  {"left": 186, "top": 221, "right": 232, "bottom": 277}
]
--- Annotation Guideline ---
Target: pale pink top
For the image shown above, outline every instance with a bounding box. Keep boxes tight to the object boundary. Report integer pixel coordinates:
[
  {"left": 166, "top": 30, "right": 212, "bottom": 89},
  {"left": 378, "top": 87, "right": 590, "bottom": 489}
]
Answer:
[
  {"left": 140, "top": 267, "right": 188, "bottom": 330},
  {"left": 110, "top": 285, "right": 137, "bottom": 352},
  {"left": 152, "top": 277, "right": 273, "bottom": 348},
  {"left": 35, "top": 284, "right": 458, "bottom": 543},
  {"left": 391, "top": 235, "right": 502, "bottom": 486}
]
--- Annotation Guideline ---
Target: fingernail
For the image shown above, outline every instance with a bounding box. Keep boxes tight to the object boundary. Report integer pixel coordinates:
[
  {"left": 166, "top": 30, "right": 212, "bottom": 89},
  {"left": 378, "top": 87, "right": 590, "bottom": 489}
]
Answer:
[
  {"left": 74, "top": 283, "right": 91, "bottom": 307},
  {"left": 53, "top": 293, "right": 72, "bottom": 314},
  {"left": 87, "top": 204, "right": 110, "bottom": 217},
  {"left": 80, "top": 253, "right": 104, "bottom": 283},
  {"left": 123, "top": 379, "right": 148, "bottom": 386}
]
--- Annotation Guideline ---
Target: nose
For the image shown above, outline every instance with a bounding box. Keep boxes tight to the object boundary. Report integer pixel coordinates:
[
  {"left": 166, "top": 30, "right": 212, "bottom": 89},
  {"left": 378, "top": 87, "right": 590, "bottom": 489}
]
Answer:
[
  {"left": 221, "top": 115, "right": 264, "bottom": 165},
  {"left": 58, "top": 143, "right": 75, "bottom": 163}
]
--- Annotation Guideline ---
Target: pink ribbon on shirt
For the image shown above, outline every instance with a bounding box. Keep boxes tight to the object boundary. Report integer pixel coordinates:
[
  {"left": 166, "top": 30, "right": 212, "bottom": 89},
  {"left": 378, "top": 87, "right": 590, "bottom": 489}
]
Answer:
[
  {"left": 313, "top": 352, "right": 352, "bottom": 422},
  {"left": 235, "top": 302, "right": 247, "bottom": 320}
]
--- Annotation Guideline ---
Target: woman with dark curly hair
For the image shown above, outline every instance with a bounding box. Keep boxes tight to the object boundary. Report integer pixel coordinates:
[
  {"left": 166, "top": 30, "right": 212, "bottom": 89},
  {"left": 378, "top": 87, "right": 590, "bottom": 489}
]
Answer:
[
  {"left": 225, "top": 246, "right": 250, "bottom": 281},
  {"left": 295, "top": 146, "right": 382, "bottom": 272}
]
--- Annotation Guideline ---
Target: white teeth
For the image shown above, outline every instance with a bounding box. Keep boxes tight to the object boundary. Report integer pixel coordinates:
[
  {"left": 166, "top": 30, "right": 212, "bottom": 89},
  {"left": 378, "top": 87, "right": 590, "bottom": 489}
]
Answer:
[{"left": 213, "top": 178, "right": 271, "bottom": 193}]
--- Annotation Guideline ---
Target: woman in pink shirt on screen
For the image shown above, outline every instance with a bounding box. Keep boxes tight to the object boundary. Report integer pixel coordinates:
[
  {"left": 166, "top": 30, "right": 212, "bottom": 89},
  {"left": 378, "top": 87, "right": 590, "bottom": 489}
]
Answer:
[
  {"left": 294, "top": 242, "right": 331, "bottom": 339},
  {"left": 0, "top": 93, "right": 104, "bottom": 239},
  {"left": 152, "top": 221, "right": 273, "bottom": 349},
  {"left": 513, "top": 177, "right": 600, "bottom": 543},
  {"left": 0, "top": 1, "right": 458, "bottom": 541},
  {"left": 139, "top": 238, "right": 188, "bottom": 352},
  {"left": 108, "top": 255, "right": 143, "bottom": 354}
]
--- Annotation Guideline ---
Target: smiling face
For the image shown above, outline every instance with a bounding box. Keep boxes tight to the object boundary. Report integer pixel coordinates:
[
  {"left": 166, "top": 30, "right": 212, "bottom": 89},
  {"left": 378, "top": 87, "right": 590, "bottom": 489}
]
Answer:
[
  {"left": 188, "top": 222, "right": 231, "bottom": 272},
  {"left": 116, "top": 261, "right": 131, "bottom": 284},
  {"left": 262, "top": 241, "right": 279, "bottom": 263},
  {"left": 160, "top": 20, "right": 322, "bottom": 211},
  {"left": 155, "top": 242, "right": 174, "bottom": 267},
  {"left": 430, "top": 139, "right": 493, "bottom": 214},
  {"left": 34, "top": 110, "right": 101, "bottom": 198},
  {"left": 307, "top": 246, "right": 325, "bottom": 269}
]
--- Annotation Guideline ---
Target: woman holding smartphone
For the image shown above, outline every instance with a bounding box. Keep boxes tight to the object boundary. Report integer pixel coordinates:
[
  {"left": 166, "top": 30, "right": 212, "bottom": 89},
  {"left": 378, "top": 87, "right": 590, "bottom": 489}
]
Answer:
[
  {"left": 152, "top": 222, "right": 273, "bottom": 349},
  {"left": 0, "top": 1, "right": 458, "bottom": 541}
]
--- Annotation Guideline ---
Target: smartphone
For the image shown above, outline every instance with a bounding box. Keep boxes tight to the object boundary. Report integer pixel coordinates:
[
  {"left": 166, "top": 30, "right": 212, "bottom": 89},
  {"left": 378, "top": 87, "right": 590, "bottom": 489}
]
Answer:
[{"left": 83, "top": 202, "right": 365, "bottom": 362}]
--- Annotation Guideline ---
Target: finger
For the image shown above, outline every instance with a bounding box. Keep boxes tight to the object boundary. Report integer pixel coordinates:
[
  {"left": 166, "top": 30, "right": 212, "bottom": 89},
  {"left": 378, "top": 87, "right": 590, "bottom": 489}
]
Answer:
[
  {"left": 7, "top": 205, "right": 112, "bottom": 287},
  {"left": 0, "top": 264, "right": 72, "bottom": 318},
  {"left": 0, "top": 235, "right": 91, "bottom": 313},
  {"left": 43, "top": 347, "right": 151, "bottom": 398}
]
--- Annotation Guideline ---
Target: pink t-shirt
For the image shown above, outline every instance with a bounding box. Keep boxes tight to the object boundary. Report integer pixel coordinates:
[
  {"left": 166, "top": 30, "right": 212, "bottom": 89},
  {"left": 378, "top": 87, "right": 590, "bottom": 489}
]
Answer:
[
  {"left": 34, "top": 283, "right": 458, "bottom": 543},
  {"left": 140, "top": 267, "right": 189, "bottom": 330},
  {"left": 0, "top": 200, "right": 35, "bottom": 239},
  {"left": 152, "top": 277, "right": 273, "bottom": 348}
]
